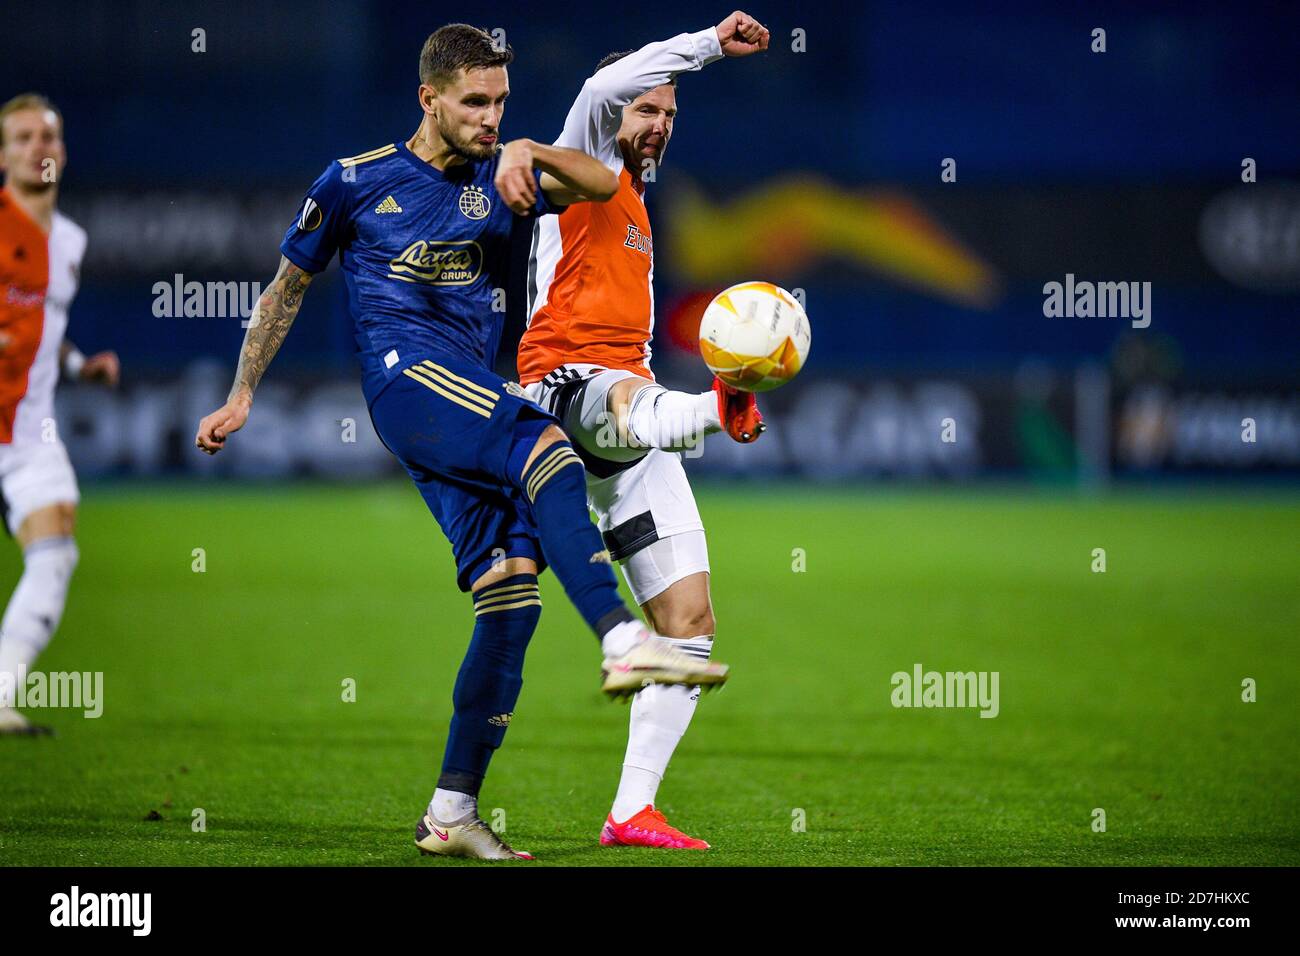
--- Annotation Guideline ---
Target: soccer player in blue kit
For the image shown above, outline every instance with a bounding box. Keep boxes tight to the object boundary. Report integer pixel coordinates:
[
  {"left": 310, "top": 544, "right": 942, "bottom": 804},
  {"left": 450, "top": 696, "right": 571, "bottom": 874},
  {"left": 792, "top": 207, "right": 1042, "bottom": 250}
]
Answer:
[{"left": 194, "top": 23, "right": 727, "bottom": 860}]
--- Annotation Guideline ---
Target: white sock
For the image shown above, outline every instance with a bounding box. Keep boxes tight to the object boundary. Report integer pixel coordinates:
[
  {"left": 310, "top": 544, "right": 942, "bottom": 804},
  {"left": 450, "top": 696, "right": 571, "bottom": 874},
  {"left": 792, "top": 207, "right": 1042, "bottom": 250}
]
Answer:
[
  {"left": 600, "top": 619, "right": 647, "bottom": 659},
  {"left": 0, "top": 536, "right": 78, "bottom": 709},
  {"left": 611, "top": 635, "right": 712, "bottom": 822},
  {"left": 428, "top": 787, "right": 477, "bottom": 824},
  {"left": 623, "top": 386, "right": 720, "bottom": 454}
]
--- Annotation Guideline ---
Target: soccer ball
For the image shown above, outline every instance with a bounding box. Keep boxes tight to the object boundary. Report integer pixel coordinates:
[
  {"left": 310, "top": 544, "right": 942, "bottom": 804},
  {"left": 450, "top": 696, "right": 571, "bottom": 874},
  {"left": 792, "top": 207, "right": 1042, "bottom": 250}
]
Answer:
[{"left": 698, "top": 281, "right": 811, "bottom": 392}]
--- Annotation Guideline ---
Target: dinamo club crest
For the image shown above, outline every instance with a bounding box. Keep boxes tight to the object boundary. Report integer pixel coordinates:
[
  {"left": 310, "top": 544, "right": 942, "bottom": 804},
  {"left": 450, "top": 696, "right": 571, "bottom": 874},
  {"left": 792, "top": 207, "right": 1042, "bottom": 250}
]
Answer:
[{"left": 459, "top": 185, "right": 491, "bottom": 220}]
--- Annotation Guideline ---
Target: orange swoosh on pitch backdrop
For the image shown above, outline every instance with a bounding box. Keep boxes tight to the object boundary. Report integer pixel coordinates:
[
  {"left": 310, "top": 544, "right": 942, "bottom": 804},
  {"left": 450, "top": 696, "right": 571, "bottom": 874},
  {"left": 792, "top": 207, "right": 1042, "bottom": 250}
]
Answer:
[{"left": 663, "top": 175, "right": 1000, "bottom": 309}]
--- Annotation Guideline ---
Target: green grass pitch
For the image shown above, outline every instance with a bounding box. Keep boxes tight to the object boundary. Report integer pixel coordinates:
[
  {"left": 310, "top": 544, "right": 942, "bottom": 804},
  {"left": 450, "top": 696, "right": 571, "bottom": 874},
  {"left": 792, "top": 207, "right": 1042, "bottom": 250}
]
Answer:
[{"left": 1, "top": 482, "right": 1296, "bottom": 866}]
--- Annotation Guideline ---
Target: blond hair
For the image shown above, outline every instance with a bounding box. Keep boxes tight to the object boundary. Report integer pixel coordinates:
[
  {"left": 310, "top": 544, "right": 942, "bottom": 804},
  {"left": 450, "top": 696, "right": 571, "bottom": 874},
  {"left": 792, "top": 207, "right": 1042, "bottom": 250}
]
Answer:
[{"left": 0, "top": 93, "right": 63, "bottom": 147}]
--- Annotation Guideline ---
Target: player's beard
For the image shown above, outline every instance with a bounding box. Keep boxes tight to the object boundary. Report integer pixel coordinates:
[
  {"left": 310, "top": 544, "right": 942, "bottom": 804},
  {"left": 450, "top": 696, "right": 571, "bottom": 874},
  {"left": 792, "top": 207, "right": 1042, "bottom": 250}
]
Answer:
[{"left": 440, "top": 116, "right": 496, "bottom": 163}]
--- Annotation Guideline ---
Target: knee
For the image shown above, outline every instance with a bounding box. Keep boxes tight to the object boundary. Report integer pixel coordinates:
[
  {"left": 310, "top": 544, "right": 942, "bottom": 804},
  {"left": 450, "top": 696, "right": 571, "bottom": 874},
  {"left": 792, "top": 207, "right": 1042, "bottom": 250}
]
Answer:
[
  {"left": 656, "top": 601, "right": 715, "bottom": 639},
  {"left": 536, "top": 424, "right": 569, "bottom": 453},
  {"left": 521, "top": 424, "right": 570, "bottom": 474},
  {"left": 17, "top": 503, "right": 77, "bottom": 545},
  {"left": 470, "top": 558, "right": 539, "bottom": 594},
  {"left": 606, "top": 377, "right": 645, "bottom": 432},
  {"left": 519, "top": 428, "right": 584, "bottom": 504},
  {"left": 536, "top": 423, "right": 568, "bottom": 447},
  {"left": 53, "top": 502, "right": 77, "bottom": 534}
]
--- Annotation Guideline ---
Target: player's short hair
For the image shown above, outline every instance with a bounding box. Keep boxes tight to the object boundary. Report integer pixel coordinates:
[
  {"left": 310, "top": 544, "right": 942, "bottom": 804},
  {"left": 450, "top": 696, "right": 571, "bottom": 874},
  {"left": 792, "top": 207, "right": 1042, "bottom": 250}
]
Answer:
[
  {"left": 0, "top": 92, "right": 63, "bottom": 147},
  {"left": 595, "top": 51, "right": 677, "bottom": 86},
  {"left": 419, "top": 24, "right": 513, "bottom": 89}
]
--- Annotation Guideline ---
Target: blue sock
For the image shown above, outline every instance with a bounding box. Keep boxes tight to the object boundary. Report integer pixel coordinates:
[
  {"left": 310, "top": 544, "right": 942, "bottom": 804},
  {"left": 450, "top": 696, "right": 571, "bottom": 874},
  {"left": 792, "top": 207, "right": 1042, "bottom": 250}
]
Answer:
[
  {"left": 514, "top": 439, "right": 633, "bottom": 639},
  {"left": 437, "top": 574, "right": 542, "bottom": 795}
]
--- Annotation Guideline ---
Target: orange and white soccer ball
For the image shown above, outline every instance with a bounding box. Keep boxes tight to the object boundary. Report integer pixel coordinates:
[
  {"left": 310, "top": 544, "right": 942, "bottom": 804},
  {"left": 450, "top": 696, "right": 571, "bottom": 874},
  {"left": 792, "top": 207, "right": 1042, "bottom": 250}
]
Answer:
[{"left": 698, "top": 281, "right": 811, "bottom": 392}]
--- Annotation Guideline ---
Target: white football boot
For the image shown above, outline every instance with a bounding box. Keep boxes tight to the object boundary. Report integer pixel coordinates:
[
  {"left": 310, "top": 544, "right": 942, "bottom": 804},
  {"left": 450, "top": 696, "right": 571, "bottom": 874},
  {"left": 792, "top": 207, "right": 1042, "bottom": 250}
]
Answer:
[
  {"left": 414, "top": 812, "right": 534, "bottom": 860},
  {"left": 601, "top": 635, "right": 728, "bottom": 699}
]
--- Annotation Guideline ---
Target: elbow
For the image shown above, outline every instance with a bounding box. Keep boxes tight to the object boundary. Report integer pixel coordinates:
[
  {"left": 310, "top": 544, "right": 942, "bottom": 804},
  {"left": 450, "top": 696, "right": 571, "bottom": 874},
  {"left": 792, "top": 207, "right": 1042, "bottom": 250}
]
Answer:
[
  {"left": 581, "top": 74, "right": 614, "bottom": 104},
  {"left": 579, "top": 75, "right": 627, "bottom": 123}
]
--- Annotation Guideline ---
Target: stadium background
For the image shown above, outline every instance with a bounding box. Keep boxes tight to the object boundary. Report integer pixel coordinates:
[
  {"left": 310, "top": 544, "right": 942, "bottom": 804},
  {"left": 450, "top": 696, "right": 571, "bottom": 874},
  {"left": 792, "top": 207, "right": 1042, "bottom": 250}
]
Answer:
[
  {"left": 1, "top": 1, "right": 1297, "bottom": 866},
  {"left": 6, "top": 0, "right": 1298, "bottom": 483}
]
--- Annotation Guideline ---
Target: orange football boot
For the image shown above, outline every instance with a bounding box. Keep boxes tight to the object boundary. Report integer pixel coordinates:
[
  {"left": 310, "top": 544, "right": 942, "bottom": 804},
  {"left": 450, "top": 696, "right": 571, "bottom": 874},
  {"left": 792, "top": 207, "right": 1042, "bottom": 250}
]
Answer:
[
  {"left": 600, "top": 805, "right": 710, "bottom": 850},
  {"left": 712, "top": 377, "right": 765, "bottom": 443}
]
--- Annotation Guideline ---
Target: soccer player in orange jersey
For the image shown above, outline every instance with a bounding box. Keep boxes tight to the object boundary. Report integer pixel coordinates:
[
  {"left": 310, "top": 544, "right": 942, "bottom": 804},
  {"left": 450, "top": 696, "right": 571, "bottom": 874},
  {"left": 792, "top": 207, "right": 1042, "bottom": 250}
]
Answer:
[
  {"left": 519, "top": 11, "right": 769, "bottom": 848},
  {"left": 0, "top": 94, "right": 120, "bottom": 734}
]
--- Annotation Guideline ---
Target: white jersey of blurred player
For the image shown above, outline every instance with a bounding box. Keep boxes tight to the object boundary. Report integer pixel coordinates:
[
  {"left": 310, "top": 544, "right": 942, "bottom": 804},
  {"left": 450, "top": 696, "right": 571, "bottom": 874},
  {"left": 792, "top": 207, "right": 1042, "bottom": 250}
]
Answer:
[
  {"left": 519, "top": 13, "right": 769, "bottom": 846},
  {"left": 0, "top": 94, "right": 120, "bottom": 734}
]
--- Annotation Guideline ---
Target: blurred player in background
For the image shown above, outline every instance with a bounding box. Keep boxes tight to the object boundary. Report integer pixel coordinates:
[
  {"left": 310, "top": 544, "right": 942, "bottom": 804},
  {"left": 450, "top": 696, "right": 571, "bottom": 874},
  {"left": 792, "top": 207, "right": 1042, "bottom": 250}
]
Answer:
[
  {"left": 194, "top": 25, "right": 728, "bottom": 859},
  {"left": 520, "top": 11, "right": 768, "bottom": 849},
  {"left": 0, "top": 94, "right": 120, "bottom": 735}
]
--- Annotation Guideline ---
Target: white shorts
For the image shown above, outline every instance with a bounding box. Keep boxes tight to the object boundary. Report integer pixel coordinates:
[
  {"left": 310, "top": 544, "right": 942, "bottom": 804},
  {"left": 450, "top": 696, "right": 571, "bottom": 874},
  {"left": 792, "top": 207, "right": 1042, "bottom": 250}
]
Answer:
[
  {"left": 524, "top": 364, "right": 709, "bottom": 605},
  {"left": 0, "top": 437, "right": 80, "bottom": 536}
]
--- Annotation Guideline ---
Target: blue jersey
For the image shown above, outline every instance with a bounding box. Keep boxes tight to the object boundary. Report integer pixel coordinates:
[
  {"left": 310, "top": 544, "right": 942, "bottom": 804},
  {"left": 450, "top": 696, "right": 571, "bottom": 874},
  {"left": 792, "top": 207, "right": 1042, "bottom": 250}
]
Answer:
[{"left": 280, "top": 141, "right": 563, "bottom": 404}]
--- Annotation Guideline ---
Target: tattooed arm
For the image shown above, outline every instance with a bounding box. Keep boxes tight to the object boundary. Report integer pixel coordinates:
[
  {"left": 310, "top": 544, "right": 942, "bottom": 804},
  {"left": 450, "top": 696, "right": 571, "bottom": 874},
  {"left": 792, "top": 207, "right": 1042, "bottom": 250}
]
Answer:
[{"left": 195, "top": 256, "right": 314, "bottom": 455}]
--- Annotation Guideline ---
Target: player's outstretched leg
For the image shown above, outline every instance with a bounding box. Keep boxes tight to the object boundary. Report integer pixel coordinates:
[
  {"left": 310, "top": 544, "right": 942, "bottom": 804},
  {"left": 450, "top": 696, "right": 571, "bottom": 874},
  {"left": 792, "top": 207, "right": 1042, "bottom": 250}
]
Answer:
[
  {"left": 507, "top": 423, "right": 728, "bottom": 698},
  {"left": 416, "top": 573, "right": 540, "bottom": 860},
  {"left": 0, "top": 531, "right": 78, "bottom": 736},
  {"left": 620, "top": 380, "right": 719, "bottom": 453},
  {"left": 609, "top": 375, "right": 765, "bottom": 450}
]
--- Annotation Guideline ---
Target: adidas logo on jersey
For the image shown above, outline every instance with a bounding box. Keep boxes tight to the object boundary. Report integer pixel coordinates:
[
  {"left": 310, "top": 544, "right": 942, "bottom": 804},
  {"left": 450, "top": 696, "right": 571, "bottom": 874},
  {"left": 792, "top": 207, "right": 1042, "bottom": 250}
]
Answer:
[{"left": 375, "top": 195, "right": 403, "bottom": 214}]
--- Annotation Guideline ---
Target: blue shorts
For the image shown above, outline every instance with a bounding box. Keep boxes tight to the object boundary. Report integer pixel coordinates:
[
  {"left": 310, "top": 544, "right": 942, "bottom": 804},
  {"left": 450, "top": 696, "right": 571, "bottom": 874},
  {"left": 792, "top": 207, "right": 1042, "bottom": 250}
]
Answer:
[{"left": 368, "top": 353, "right": 559, "bottom": 592}]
